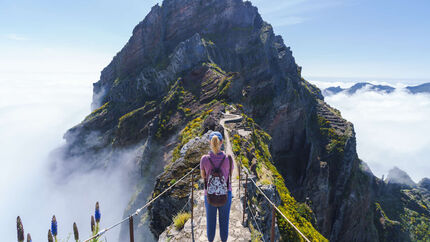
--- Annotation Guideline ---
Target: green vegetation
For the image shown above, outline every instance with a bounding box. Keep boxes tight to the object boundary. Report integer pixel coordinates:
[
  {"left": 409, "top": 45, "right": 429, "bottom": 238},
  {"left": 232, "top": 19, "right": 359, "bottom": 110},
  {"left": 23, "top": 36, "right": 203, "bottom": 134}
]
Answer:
[
  {"left": 377, "top": 188, "right": 430, "bottom": 241},
  {"left": 249, "top": 222, "right": 263, "bottom": 242},
  {"left": 317, "top": 115, "right": 348, "bottom": 156},
  {"left": 118, "top": 101, "right": 156, "bottom": 128},
  {"left": 113, "top": 78, "right": 120, "bottom": 86},
  {"left": 173, "top": 212, "right": 191, "bottom": 230},
  {"left": 375, "top": 202, "right": 399, "bottom": 227},
  {"left": 203, "top": 62, "right": 226, "bottom": 75},
  {"left": 169, "top": 179, "right": 177, "bottom": 186},
  {"left": 231, "top": 112, "right": 327, "bottom": 241},
  {"left": 84, "top": 101, "right": 111, "bottom": 122},
  {"left": 301, "top": 79, "right": 321, "bottom": 97},
  {"left": 155, "top": 78, "right": 186, "bottom": 139},
  {"left": 217, "top": 74, "right": 235, "bottom": 98},
  {"left": 202, "top": 38, "right": 215, "bottom": 46},
  {"left": 171, "top": 108, "right": 214, "bottom": 162}
]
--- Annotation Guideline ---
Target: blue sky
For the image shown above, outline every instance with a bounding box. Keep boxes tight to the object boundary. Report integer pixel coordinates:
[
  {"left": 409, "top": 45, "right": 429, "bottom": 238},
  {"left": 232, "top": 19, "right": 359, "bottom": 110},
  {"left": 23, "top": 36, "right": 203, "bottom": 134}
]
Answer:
[{"left": 1, "top": 0, "right": 429, "bottom": 82}]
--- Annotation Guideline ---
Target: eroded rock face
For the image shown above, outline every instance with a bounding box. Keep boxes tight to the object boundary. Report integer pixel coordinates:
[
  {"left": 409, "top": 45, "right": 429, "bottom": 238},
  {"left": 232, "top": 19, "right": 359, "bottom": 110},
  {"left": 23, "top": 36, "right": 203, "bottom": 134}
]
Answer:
[{"left": 148, "top": 130, "right": 211, "bottom": 236}]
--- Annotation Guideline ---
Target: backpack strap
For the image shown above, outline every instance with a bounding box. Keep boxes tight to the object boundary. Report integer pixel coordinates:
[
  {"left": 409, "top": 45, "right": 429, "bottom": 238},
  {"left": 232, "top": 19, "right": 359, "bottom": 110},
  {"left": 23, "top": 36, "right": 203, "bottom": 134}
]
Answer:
[
  {"left": 207, "top": 156, "right": 216, "bottom": 169},
  {"left": 228, "top": 154, "right": 232, "bottom": 190},
  {"left": 208, "top": 155, "right": 226, "bottom": 170}
]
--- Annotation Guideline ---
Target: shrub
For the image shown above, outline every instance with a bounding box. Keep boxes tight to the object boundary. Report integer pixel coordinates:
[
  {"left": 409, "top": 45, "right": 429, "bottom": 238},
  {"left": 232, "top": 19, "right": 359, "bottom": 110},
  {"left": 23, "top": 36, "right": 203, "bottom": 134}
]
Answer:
[{"left": 173, "top": 212, "right": 191, "bottom": 230}]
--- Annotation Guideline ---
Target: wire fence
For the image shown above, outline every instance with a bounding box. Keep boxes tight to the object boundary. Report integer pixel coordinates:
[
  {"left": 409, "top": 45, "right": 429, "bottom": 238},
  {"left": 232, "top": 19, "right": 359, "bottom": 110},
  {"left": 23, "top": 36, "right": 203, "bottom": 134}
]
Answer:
[
  {"left": 238, "top": 160, "right": 311, "bottom": 242},
  {"left": 83, "top": 164, "right": 200, "bottom": 242}
]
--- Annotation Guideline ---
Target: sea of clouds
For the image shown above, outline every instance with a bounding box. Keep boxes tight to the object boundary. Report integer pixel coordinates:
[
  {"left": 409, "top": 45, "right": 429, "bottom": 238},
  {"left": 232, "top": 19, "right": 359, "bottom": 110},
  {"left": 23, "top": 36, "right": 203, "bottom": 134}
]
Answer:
[
  {"left": 2, "top": 72, "right": 429, "bottom": 241},
  {"left": 309, "top": 78, "right": 430, "bottom": 183},
  {"left": 0, "top": 73, "right": 134, "bottom": 241}
]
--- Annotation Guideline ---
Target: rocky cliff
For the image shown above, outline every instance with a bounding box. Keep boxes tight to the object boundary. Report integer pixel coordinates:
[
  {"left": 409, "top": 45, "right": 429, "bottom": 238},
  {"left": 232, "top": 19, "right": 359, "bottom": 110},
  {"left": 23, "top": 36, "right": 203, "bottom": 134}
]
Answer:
[{"left": 55, "top": 0, "right": 430, "bottom": 241}]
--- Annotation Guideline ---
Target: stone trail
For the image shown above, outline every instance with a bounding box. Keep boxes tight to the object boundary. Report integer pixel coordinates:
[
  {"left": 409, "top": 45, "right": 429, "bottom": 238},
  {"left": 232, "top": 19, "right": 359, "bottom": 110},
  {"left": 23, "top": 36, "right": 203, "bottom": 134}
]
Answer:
[{"left": 158, "top": 111, "right": 252, "bottom": 241}]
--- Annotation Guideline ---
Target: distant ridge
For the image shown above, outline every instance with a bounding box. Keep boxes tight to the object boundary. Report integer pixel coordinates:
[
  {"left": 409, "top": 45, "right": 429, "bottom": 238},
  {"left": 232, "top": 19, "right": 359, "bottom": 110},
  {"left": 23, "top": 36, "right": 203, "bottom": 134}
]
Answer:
[{"left": 322, "top": 82, "right": 430, "bottom": 96}]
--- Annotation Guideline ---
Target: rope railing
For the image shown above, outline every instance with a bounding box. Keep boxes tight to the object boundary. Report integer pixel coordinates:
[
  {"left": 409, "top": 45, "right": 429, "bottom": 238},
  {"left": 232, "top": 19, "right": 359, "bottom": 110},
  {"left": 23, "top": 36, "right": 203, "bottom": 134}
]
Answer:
[
  {"left": 246, "top": 197, "right": 266, "bottom": 242},
  {"left": 83, "top": 164, "right": 200, "bottom": 242},
  {"left": 239, "top": 163, "right": 311, "bottom": 242},
  {"left": 84, "top": 111, "right": 310, "bottom": 242},
  {"left": 17, "top": 112, "right": 312, "bottom": 242},
  {"left": 223, "top": 112, "right": 311, "bottom": 242}
]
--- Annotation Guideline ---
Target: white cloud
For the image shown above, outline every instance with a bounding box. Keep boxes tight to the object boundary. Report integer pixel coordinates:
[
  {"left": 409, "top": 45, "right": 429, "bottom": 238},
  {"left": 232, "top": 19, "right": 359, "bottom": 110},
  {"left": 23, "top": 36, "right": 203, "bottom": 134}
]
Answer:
[
  {"left": 311, "top": 81, "right": 430, "bottom": 183},
  {"left": 4, "top": 33, "right": 28, "bottom": 41},
  {"left": 0, "top": 76, "right": 139, "bottom": 241}
]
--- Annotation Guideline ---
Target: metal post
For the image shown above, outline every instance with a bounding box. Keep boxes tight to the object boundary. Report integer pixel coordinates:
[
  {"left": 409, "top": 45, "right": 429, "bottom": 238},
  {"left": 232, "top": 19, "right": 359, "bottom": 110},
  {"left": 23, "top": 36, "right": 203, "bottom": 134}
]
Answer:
[
  {"left": 243, "top": 172, "right": 248, "bottom": 224},
  {"left": 271, "top": 205, "right": 276, "bottom": 242},
  {"left": 129, "top": 216, "right": 134, "bottom": 242}
]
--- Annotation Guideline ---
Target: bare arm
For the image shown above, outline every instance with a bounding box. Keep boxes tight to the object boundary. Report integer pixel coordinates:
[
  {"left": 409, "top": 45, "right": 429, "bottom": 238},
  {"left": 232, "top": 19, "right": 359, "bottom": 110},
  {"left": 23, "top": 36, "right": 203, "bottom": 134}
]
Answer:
[
  {"left": 200, "top": 156, "right": 206, "bottom": 179},
  {"left": 201, "top": 168, "right": 206, "bottom": 179}
]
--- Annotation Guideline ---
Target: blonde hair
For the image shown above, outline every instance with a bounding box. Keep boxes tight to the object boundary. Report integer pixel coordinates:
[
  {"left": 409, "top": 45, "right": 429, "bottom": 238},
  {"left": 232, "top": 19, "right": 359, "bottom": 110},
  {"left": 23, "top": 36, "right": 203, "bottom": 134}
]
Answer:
[{"left": 210, "top": 135, "right": 222, "bottom": 154}]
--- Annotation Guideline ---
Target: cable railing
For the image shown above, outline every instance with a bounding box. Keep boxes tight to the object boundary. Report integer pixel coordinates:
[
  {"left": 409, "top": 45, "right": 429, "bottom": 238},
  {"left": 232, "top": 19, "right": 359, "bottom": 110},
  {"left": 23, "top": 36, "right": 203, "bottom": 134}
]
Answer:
[
  {"left": 238, "top": 161, "right": 311, "bottom": 242},
  {"left": 85, "top": 154, "right": 311, "bottom": 242},
  {"left": 223, "top": 112, "right": 311, "bottom": 242},
  {"left": 16, "top": 113, "right": 312, "bottom": 242},
  {"left": 83, "top": 164, "right": 200, "bottom": 242},
  {"left": 23, "top": 124, "right": 309, "bottom": 241}
]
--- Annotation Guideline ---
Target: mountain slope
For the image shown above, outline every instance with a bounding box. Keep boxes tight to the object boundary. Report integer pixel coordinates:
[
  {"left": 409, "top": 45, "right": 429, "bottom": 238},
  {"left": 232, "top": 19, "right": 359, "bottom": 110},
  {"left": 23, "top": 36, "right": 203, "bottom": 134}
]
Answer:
[{"left": 54, "top": 0, "right": 430, "bottom": 241}]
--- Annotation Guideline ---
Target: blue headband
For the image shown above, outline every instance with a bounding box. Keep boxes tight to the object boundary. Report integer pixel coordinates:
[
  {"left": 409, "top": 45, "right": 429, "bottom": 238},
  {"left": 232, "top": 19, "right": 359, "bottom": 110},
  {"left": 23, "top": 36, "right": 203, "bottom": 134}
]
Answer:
[{"left": 209, "top": 131, "right": 223, "bottom": 141}]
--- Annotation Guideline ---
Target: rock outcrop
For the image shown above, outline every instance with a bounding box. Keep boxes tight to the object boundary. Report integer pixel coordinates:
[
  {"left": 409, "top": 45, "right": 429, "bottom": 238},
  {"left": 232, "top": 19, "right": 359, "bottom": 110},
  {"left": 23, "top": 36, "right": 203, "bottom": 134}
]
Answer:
[
  {"left": 419, "top": 178, "right": 430, "bottom": 191},
  {"left": 54, "top": 0, "right": 430, "bottom": 241}
]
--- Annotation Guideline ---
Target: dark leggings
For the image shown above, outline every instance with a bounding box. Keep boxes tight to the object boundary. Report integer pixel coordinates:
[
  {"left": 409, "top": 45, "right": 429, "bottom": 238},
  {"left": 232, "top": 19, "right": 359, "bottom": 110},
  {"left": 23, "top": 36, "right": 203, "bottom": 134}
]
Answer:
[{"left": 204, "top": 191, "right": 232, "bottom": 242}]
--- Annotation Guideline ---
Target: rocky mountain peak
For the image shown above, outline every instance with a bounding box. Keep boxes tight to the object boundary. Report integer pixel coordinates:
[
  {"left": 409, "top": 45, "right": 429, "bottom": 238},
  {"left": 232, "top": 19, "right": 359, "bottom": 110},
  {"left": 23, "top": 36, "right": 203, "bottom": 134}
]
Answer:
[
  {"left": 56, "top": 0, "right": 430, "bottom": 241},
  {"left": 91, "top": 0, "right": 300, "bottom": 113},
  {"left": 386, "top": 166, "right": 416, "bottom": 187}
]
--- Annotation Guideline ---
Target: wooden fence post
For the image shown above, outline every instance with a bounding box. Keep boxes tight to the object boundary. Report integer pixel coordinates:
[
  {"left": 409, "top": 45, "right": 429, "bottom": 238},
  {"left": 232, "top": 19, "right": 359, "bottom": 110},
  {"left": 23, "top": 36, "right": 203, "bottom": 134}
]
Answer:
[
  {"left": 239, "top": 164, "right": 241, "bottom": 197},
  {"left": 129, "top": 216, "right": 134, "bottom": 242},
  {"left": 243, "top": 172, "right": 248, "bottom": 224},
  {"left": 271, "top": 205, "right": 276, "bottom": 242},
  {"left": 191, "top": 172, "right": 194, "bottom": 224}
]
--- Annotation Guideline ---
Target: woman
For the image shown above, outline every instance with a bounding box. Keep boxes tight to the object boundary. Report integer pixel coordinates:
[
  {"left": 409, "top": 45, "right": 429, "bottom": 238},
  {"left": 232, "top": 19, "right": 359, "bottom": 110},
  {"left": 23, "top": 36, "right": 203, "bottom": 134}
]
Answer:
[{"left": 200, "top": 131, "right": 234, "bottom": 242}]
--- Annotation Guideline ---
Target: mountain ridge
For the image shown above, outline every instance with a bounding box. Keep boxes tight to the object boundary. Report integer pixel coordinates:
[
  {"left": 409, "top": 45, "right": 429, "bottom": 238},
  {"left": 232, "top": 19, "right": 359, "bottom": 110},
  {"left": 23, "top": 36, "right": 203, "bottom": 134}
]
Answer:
[
  {"left": 53, "top": 0, "right": 430, "bottom": 241},
  {"left": 322, "top": 81, "right": 430, "bottom": 96}
]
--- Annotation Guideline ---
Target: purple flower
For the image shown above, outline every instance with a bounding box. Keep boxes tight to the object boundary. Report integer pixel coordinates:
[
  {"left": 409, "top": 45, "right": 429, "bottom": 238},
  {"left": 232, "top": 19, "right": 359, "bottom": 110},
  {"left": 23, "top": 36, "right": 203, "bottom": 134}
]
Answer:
[
  {"left": 51, "top": 215, "right": 57, "bottom": 237},
  {"left": 95, "top": 202, "right": 101, "bottom": 223}
]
